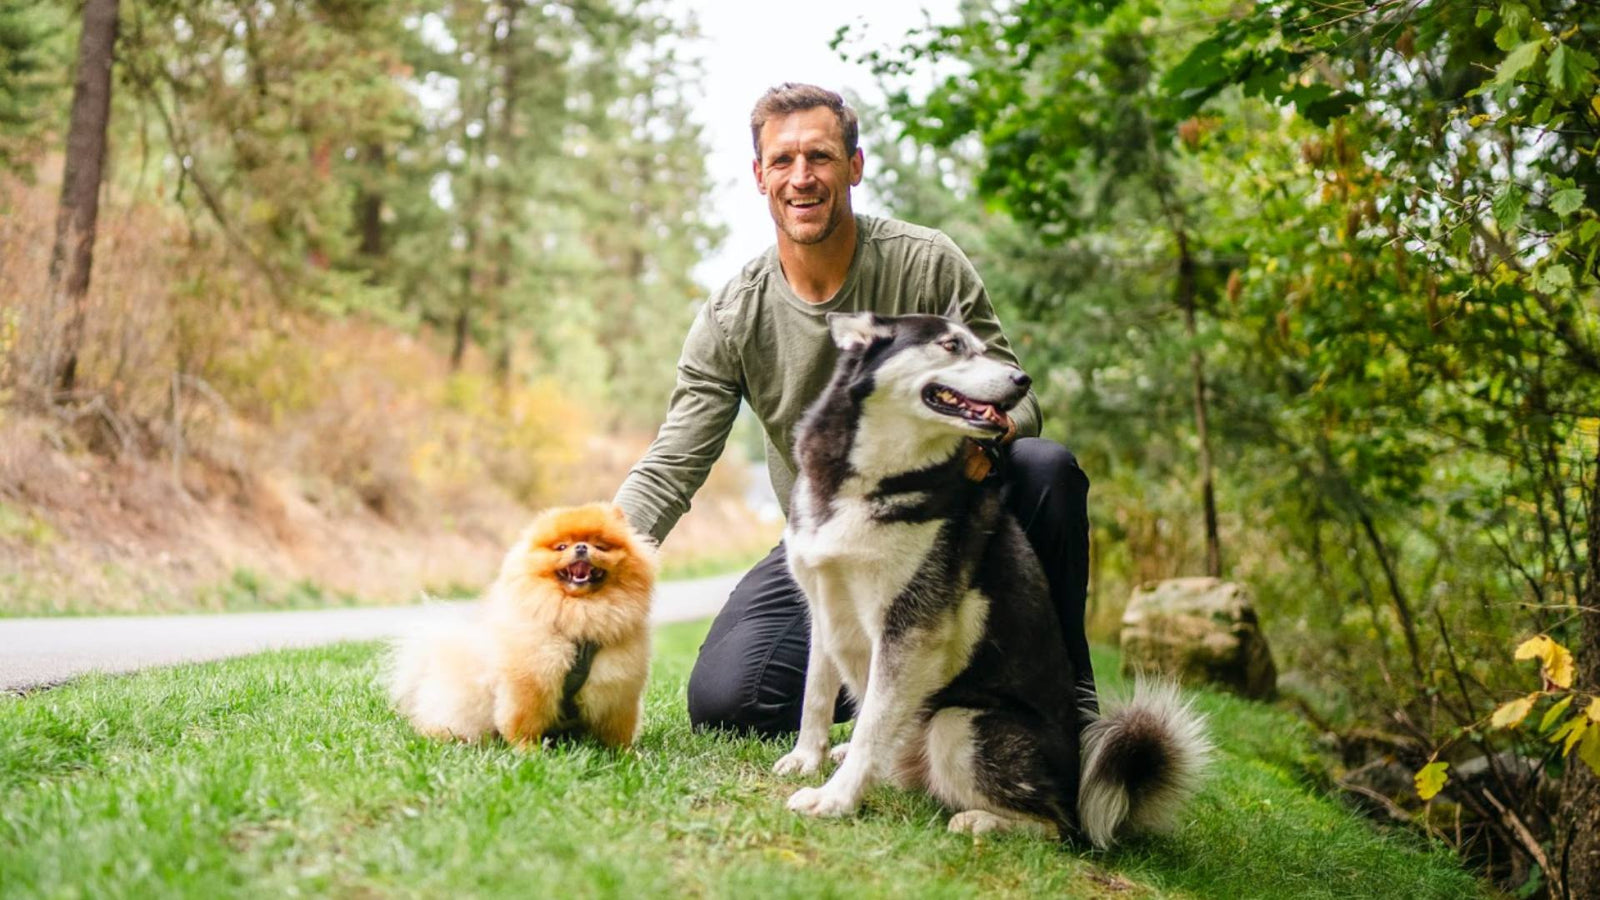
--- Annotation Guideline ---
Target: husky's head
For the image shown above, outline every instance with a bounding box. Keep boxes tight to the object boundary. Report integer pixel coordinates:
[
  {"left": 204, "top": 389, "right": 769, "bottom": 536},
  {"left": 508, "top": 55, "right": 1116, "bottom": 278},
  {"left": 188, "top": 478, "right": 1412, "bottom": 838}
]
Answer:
[{"left": 826, "top": 311, "right": 1031, "bottom": 442}]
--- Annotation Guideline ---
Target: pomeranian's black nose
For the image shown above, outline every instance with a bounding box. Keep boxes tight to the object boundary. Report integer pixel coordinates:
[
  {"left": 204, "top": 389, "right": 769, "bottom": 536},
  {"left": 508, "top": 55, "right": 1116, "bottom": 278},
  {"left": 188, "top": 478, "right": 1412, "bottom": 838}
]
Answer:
[
  {"left": 574, "top": 544, "right": 589, "bottom": 556},
  {"left": 1011, "top": 370, "right": 1032, "bottom": 389}
]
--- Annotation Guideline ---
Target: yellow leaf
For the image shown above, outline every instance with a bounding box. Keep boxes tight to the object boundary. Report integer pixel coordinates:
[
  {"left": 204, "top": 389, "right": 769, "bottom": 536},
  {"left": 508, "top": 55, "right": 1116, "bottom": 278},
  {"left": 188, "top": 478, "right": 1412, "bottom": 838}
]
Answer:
[
  {"left": 1415, "top": 761, "right": 1449, "bottom": 800},
  {"left": 1588, "top": 698, "right": 1600, "bottom": 725},
  {"left": 1579, "top": 725, "right": 1600, "bottom": 777},
  {"left": 1514, "top": 635, "right": 1576, "bottom": 689},
  {"left": 1546, "top": 645, "right": 1576, "bottom": 689},
  {"left": 1515, "top": 635, "right": 1554, "bottom": 661},
  {"left": 1542, "top": 695, "right": 1574, "bottom": 732},
  {"left": 1491, "top": 694, "right": 1539, "bottom": 729}
]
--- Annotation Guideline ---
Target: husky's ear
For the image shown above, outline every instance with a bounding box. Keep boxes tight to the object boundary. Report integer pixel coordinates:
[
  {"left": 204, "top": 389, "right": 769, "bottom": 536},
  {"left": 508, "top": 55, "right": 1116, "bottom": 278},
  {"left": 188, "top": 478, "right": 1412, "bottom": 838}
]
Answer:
[
  {"left": 827, "top": 311, "right": 885, "bottom": 351},
  {"left": 826, "top": 312, "right": 891, "bottom": 352}
]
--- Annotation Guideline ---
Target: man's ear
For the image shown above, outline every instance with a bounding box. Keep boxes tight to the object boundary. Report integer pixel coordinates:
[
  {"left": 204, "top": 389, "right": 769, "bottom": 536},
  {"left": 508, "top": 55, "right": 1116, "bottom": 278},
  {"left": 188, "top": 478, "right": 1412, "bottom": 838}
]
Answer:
[
  {"left": 849, "top": 147, "right": 863, "bottom": 187},
  {"left": 753, "top": 156, "right": 767, "bottom": 195},
  {"left": 827, "top": 312, "right": 890, "bottom": 352}
]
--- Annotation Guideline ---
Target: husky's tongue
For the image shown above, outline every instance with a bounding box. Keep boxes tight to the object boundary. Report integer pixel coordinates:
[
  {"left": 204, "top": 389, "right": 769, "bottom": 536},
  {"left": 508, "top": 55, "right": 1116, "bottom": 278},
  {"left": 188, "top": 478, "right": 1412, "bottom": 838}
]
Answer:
[{"left": 567, "top": 560, "right": 593, "bottom": 582}]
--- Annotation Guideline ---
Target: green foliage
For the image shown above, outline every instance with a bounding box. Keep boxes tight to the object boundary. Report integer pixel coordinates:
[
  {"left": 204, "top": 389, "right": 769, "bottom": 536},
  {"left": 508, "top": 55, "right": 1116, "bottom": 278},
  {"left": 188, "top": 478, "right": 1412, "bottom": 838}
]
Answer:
[
  {"left": 860, "top": 0, "right": 1598, "bottom": 885},
  {"left": 0, "top": 0, "right": 67, "bottom": 178}
]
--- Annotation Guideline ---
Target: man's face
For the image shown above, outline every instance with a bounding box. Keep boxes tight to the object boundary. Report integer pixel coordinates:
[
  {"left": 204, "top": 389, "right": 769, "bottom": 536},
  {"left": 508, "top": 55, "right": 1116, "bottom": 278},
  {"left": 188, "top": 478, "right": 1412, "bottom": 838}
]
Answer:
[{"left": 753, "top": 107, "right": 864, "bottom": 247}]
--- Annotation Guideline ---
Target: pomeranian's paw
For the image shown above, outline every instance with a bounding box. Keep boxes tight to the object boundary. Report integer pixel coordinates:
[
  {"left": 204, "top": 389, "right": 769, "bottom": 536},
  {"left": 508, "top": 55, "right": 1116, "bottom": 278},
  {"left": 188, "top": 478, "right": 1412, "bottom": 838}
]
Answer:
[
  {"left": 773, "top": 745, "right": 825, "bottom": 776},
  {"left": 829, "top": 742, "right": 850, "bottom": 764},
  {"left": 786, "top": 784, "right": 858, "bottom": 818}
]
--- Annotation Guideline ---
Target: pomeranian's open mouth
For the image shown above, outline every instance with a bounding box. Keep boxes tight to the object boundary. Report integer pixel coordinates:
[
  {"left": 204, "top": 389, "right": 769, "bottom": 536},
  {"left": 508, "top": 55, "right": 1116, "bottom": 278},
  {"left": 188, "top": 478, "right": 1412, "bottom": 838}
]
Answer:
[
  {"left": 558, "top": 559, "right": 609, "bottom": 587},
  {"left": 922, "top": 384, "right": 1010, "bottom": 432}
]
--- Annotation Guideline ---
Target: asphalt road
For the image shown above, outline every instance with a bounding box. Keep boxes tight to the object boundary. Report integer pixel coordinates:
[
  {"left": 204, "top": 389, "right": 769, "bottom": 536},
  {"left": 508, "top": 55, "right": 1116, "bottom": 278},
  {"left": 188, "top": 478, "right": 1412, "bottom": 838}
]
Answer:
[{"left": 0, "top": 572, "right": 741, "bottom": 693}]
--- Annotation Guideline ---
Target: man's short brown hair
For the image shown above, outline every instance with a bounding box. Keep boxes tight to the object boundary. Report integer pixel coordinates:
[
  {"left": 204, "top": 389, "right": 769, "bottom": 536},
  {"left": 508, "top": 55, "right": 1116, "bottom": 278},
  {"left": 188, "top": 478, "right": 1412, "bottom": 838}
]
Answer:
[{"left": 749, "top": 83, "right": 860, "bottom": 159}]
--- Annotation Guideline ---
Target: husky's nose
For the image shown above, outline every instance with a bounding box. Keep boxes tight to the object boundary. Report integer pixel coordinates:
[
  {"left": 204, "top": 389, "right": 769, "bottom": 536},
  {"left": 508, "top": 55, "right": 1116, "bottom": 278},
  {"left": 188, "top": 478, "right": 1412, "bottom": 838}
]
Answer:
[{"left": 1011, "top": 370, "right": 1032, "bottom": 389}]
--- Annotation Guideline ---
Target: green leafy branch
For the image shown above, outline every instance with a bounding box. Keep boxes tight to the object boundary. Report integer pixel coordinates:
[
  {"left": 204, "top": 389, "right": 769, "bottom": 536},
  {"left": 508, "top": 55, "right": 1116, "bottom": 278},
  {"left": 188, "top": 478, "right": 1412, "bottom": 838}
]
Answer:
[{"left": 1416, "top": 635, "right": 1600, "bottom": 802}]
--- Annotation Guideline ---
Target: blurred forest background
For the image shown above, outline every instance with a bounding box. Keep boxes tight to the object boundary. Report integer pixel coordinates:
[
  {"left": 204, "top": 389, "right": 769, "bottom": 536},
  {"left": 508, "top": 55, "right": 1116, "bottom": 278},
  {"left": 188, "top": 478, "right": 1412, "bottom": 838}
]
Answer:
[{"left": 1, "top": 0, "right": 1597, "bottom": 895}]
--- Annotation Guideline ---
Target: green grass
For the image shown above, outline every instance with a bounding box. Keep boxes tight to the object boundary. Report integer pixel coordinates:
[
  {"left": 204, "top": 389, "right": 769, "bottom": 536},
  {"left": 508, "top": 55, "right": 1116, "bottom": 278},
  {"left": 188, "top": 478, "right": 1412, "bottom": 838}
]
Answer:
[
  {"left": 0, "top": 626, "right": 1484, "bottom": 899},
  {"left": 657, "top": 547, "right": 772, "bottom": 583}
]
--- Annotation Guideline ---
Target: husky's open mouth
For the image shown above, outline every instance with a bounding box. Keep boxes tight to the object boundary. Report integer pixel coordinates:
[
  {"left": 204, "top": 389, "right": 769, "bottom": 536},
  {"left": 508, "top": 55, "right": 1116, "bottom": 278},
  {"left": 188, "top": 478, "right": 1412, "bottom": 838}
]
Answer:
[
  {"left": 558, "top": 560, "right": 608, "bottom": 587},
  {"left": 923, "top": 384, "right": 1010, "bottom": 431}
]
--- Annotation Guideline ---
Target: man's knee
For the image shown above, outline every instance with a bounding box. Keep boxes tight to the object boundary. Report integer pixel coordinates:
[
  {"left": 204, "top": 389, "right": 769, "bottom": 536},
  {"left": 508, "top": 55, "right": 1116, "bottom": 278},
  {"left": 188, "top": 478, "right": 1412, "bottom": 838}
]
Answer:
[
  {"left": 686, "top": 655, "right": 751, "bottom": 733},
  {"left": 686, "top": 633, "right": 797, "bottom": 737},
  {"left": 1010, "top": 437, "right": 1088, "bottom": 496}
]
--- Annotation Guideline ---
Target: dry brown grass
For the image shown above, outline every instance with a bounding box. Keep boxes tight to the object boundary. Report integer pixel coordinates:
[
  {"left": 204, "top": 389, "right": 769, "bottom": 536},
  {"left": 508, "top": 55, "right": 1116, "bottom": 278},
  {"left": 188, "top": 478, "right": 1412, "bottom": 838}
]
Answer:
[{"left": 0, "top": 167, "right": 777, "bottom": 615}]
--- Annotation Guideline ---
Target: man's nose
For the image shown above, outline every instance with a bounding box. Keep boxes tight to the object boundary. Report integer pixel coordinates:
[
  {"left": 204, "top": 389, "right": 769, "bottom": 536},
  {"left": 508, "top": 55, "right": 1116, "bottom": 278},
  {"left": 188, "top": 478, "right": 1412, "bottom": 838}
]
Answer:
[{"left": 790, "top": 158, "right": 816, "bottom": 187}]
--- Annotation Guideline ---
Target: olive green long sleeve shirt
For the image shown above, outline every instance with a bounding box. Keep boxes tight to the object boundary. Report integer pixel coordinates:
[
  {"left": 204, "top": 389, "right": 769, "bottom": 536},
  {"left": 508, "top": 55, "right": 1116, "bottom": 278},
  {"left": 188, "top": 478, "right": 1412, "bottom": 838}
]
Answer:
[{"left": 614, "top": 214, "right": 1041, "bottom": 545}]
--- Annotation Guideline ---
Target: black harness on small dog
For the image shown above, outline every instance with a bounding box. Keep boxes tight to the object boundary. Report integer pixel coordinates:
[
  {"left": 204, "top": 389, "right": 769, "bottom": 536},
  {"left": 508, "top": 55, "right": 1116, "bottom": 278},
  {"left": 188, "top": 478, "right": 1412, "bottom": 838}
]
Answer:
[{"left": 558, "top": 640, "right": 601, "bottom": 725}]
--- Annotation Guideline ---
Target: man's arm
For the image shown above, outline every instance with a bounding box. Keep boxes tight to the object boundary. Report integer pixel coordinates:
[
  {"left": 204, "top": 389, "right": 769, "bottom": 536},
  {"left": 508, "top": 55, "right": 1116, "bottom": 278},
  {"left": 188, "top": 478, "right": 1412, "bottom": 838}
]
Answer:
[
  {"left": 926, "top": 232, "right": 1042, "bottom": 439},
  {"left": 613, "top": 300, "right": 743, "bottom": 545}
]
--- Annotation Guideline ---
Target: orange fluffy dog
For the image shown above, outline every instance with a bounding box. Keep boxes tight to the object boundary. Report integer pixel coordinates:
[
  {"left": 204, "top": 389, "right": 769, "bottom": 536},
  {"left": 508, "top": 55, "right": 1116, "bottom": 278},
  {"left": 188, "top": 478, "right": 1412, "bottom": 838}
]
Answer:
[{"left": 388, "top": 503, "right": 656, "bottom": 748}]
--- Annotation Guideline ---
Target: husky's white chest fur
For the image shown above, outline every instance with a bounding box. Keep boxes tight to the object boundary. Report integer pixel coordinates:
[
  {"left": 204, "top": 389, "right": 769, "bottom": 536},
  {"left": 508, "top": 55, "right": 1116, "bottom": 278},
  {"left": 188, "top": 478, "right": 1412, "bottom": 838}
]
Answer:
[{"left": 786, "top": 475, "right": 943, "bottom": 689}]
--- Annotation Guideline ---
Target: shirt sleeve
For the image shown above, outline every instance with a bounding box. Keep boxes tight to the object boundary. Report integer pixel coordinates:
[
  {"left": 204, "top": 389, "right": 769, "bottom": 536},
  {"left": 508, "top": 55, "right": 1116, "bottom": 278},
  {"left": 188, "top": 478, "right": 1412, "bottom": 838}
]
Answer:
[
  {"left": 613, "top": 299, "right": 744, "bottom": 545},
  {"left": 925, "top": 232, "right": 1043, "bottom": 438}
]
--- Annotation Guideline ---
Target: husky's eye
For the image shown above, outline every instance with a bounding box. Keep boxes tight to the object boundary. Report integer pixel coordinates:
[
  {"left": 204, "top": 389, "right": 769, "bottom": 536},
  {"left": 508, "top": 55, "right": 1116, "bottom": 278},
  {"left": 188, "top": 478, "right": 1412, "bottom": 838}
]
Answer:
[
  {"left": 554, "top": 543, "right": 568, "bottom": 551},
  {"left": 939, "top": 338, "right": 961, "bottom": 353}
]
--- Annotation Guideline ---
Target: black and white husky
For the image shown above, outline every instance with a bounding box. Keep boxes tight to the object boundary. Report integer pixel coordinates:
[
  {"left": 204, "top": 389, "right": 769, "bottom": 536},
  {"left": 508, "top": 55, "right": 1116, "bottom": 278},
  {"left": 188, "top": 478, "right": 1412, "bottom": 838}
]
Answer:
[{"left": 775, "top": 311, "right": 1211, "bottom": 847}]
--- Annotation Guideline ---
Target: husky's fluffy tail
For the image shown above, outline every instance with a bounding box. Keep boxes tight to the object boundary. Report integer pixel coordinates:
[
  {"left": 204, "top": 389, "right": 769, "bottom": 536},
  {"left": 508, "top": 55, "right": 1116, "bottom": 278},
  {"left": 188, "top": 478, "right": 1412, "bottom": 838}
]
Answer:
[{"left": 1077, "top": 679, "right": 1213, "bottom": 849}]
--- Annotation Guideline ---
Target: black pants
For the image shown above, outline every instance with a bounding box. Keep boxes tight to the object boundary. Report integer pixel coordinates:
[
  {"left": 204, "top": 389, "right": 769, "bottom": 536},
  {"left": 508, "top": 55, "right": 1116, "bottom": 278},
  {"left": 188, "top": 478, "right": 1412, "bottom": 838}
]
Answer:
[{"left": 686, "top": 438, "right": 1093, "bottom": 737}]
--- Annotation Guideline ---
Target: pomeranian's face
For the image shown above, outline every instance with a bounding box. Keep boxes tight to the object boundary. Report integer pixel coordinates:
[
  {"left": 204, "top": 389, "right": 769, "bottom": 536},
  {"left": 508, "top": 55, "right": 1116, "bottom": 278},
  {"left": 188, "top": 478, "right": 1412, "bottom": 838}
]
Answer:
[{"left": 512, "top": 503, "right": 652, "bottom": 598}]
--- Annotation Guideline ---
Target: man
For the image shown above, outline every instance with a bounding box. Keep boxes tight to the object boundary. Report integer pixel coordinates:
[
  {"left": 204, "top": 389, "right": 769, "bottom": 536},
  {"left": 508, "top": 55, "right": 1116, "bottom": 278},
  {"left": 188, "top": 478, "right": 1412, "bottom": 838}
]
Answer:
[{"left": 614, "top": 83, "right": 1092, "bottom": 736}]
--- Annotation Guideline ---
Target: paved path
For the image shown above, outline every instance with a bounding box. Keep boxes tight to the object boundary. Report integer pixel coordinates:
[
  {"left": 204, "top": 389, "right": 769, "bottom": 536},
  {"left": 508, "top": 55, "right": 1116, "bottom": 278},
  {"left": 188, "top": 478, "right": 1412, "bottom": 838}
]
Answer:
[{"left": 0, "top": 572, "right": 741, "bottom": 693}]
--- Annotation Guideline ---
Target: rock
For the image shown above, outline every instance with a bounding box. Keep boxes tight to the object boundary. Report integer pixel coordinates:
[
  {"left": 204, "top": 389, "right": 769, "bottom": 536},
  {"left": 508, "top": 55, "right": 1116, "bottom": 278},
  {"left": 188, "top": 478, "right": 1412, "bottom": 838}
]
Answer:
[{"left": 1119, "top": 577, "right": 1277, "bottom": 699}]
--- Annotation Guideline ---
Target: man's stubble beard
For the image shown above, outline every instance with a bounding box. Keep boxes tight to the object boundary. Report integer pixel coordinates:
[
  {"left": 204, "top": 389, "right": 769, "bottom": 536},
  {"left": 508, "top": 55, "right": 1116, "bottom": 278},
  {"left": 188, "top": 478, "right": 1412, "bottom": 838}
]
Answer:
[{"left": 775, "top": 196, "right": 848, "bottom": 247}]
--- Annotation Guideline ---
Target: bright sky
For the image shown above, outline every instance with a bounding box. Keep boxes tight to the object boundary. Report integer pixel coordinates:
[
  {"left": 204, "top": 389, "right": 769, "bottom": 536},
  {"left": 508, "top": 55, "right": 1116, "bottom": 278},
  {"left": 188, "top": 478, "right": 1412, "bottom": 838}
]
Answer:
[{"left": 682, "top": 1, "right": 959, "bottom": 287}]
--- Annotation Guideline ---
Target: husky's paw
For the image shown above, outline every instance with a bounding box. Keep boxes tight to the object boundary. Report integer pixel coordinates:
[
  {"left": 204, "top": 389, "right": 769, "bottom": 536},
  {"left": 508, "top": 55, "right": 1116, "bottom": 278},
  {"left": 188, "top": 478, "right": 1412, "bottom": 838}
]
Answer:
[
  {"left": 947, "top": 809, "right": 1008, "bottom": 836},
  {"left": 947, "top": 809, "right": 1052, "bottom": 838},
  {"left": 787, "top": 785, "right": 857, "bottom": 818},
  {"left": 829, "top": 742, "right": 850, "bottom": 764},
  {"left": 773, "top": 746, "right": 825, "bottom": 776}
]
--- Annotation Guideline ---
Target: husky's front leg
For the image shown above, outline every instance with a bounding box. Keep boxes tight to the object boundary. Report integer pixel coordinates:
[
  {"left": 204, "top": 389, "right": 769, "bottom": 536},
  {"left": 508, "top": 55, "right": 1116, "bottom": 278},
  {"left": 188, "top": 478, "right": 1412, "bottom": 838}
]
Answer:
[
  {"left": 787, "top": 636, "right": 931, "bottom": 818},
  {"left": 774, "top": 610, "right": 841, "bottom": 776}
]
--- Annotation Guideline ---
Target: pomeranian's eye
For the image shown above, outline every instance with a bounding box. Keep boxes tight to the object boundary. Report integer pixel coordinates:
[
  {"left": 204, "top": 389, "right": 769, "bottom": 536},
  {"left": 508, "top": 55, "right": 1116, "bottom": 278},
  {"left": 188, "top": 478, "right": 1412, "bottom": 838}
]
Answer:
[
  {"left": 593, "top": 542, "right": 610, "bottom": 552},
  {"left": 554, "top": 543, "right": 568, "bottom": 551}
]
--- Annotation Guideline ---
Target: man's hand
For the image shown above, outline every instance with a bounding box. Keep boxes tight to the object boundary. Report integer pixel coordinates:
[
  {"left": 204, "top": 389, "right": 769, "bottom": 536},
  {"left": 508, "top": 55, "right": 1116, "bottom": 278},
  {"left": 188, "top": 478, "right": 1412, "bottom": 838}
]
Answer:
[{"left": 962, "top": 414, "right": 1018, "bottom": 481}]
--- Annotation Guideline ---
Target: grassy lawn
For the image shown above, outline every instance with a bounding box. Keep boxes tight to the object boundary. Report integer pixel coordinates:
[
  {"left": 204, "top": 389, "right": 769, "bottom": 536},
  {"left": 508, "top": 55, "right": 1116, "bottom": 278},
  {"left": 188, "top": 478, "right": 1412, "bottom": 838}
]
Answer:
[{"left": 1, "top": 622, "right": 1483, "bottom": 899}]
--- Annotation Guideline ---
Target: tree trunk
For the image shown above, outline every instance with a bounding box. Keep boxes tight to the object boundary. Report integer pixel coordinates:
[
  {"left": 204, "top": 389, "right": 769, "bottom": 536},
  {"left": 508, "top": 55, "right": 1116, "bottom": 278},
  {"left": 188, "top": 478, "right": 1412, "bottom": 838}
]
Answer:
[
  {"left": 449, "top": 306, "right": 469, "bottom": 372},
  {"left": 44, "top": 0, "right": 119, "bottom": 396},
  {"left": 1176, "top": 228, "right": 1222, "bottom": 576},
  {"left": 355, "top": 143, "right": 384, "bottom": 258},
  {"left": 1560, "top": 430, "right": 1600, "bottom": 898}
]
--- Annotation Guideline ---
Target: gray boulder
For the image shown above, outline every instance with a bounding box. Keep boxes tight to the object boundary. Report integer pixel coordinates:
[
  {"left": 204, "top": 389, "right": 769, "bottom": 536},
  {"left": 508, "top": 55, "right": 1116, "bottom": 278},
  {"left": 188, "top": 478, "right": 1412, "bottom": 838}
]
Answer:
[{"left": 1119, "top": 577, "right": 1277, "bottom": 699}]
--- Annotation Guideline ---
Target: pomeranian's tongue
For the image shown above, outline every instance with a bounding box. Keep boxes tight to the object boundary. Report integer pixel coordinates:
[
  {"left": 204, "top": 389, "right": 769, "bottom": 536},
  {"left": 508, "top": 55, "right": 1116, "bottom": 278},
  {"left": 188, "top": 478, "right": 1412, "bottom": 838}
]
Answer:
[{"left": 568, "top": 560, "right": 593, "bottom": 581}]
